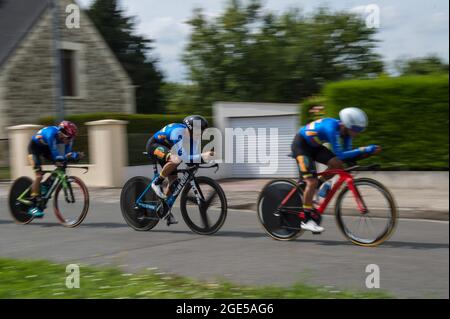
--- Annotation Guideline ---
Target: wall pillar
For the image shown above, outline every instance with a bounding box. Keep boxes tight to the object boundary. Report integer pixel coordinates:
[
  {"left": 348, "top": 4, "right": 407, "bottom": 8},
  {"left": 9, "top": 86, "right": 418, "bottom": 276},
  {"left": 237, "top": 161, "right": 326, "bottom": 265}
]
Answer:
[
  {"left": 7, "top": 120, "right": 129, "bottom": 187},
  {"left": 85, "top": 119, "right": 128, "bottom": 187},
  {"left": 8, "top": 124, "right": 43, "bottom": 179}
]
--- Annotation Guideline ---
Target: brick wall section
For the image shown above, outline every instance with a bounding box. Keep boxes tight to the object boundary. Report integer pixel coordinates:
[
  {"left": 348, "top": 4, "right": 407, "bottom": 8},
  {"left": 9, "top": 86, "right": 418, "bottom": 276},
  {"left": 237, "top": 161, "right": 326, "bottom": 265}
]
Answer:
[{"left": 0, "top": 0, "right": 134, "bottom": 132}]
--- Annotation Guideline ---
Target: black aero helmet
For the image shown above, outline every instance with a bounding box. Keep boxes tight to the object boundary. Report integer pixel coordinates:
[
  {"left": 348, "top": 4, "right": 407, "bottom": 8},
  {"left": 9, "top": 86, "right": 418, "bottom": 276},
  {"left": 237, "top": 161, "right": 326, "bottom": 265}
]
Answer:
[{"left": 183, "top": 115, "right": 209, "bottom": 132}]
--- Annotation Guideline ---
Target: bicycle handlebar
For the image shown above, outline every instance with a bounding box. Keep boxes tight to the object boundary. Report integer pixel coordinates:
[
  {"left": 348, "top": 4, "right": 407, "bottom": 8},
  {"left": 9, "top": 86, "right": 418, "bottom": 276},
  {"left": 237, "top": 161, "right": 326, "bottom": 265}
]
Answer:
[
  {"left": 176, "top": 163, "right": 220, "bottom": 174},
  {"left": 41, "top": 162, "right": 90, "bottom": 174},
  {"left": 65, "top": 165, "right": 90, "bottom": 173}
]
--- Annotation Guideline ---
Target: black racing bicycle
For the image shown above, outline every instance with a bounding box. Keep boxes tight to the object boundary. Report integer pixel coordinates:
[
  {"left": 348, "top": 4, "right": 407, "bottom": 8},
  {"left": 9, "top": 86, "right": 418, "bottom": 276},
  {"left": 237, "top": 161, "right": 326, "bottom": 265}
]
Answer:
[{"left": 120, "top": 153, "right": 228, "bottom": 235}]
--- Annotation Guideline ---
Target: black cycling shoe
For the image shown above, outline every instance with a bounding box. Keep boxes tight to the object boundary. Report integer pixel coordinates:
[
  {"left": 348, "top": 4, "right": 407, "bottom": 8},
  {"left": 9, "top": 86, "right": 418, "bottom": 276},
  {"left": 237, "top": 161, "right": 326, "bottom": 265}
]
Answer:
[
  {"left": 164, "top": 212, "right": 178, "bottom": 226},
  {"left": 165, "top": 213, "right": 178, "bottom": 226}
]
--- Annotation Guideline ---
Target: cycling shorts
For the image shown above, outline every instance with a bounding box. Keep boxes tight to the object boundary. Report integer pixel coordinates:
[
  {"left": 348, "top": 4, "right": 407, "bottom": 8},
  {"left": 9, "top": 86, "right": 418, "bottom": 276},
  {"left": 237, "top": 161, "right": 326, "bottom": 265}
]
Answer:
[{"left": 291, "top": 134, "right": 336, "bottom": 179}]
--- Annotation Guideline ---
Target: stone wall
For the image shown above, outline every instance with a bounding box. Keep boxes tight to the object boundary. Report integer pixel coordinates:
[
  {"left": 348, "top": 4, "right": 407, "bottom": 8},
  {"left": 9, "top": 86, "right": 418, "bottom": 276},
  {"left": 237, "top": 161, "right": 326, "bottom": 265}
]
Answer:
[{"left": 0, "top": 0, "right": 135, "bottom": 137}]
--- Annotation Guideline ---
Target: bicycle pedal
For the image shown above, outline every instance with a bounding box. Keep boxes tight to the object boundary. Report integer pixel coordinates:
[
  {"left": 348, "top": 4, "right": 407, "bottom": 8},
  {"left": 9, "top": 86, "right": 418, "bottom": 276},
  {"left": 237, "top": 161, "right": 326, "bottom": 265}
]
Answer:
[{"left": 166, "top": 220, "right": 179, "bottom": 226}]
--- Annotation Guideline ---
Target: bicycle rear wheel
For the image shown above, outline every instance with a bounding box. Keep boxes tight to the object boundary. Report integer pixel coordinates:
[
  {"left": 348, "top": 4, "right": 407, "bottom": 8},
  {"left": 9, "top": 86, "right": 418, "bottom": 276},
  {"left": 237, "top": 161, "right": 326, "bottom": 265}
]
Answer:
[
  {"left": 54, "top": 176, "right": 89, "bottom": 228},
  {"left": 257, "top": 179, "right": 304, "bottom": 241},
  {"left": 335, "top": 178, "right": 398, "bottom": 247},
  {"left": 120, "top": 176, "right": 160, "bottom": 231},
  {"left": 9, "top": 177, "right": 34, "bottom": 225},
  {"left": 180, "top": 176, "right": 227, "bottom": 235}
]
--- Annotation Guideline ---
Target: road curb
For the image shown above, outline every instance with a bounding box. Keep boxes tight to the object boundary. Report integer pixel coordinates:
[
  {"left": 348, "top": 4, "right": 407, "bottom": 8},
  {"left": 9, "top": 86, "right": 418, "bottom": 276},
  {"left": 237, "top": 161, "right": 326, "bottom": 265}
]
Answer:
[{"left": 228, "top": 203, "right": 449, "bottom": 221}]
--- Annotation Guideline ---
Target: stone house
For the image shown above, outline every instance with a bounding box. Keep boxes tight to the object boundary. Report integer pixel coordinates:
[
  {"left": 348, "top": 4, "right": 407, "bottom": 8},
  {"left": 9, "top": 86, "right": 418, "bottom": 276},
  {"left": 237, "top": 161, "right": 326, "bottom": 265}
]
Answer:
[{"left": 0, "top": 0, "right": 135, "bottom": 164}]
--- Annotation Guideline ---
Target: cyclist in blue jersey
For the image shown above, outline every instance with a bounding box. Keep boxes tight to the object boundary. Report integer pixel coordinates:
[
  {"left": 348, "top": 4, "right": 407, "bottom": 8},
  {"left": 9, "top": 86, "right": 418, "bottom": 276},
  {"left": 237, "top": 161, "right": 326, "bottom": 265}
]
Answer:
[
  {"left": 27, "top": 121, "right": 84, "bottom": 217},
  {"left": 292, "top": 107, "right": 381, "bottom": 233},
  {"left": 145, "top": 115, "right": 213, "bottom": 224}
]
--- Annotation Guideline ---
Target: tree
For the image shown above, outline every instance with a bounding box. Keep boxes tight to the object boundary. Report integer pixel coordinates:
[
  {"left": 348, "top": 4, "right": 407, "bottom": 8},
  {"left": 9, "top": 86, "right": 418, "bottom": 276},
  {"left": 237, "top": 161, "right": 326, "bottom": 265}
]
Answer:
[
  {"left": 161, "top": 82, "right": 204, "bottom": 114},
  {"left": 395, "top": 55, "right": 449, "bottom": 76},
  {"left": 183, "top": 0, "right": 384, "bottom": 109},
  {"left": 87, "top": 0, "right": 164, "bottom": 113}
]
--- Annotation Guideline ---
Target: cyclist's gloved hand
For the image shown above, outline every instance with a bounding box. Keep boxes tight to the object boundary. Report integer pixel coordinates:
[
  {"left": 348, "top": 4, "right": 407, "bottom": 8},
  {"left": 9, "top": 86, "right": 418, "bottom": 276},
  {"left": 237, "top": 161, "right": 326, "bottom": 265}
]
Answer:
[
  {"left": 65, "top": 152, "right": 80, "bottom": 162},
  {"left": 201, "top": 151, "right": 215, "bottom": 164},
  {"left": 55, "top": 158, "right": 65, "bottom": 167},
  {"left": 364, "top": 145, "right": 378, "bottom": 155}
]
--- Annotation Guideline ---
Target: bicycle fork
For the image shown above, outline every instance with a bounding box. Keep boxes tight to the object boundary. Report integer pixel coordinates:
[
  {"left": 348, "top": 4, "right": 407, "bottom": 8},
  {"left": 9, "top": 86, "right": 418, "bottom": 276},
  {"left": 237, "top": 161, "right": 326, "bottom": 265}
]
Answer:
[{"left": 347, "top": 180, "right": 369, "bottom": 214}]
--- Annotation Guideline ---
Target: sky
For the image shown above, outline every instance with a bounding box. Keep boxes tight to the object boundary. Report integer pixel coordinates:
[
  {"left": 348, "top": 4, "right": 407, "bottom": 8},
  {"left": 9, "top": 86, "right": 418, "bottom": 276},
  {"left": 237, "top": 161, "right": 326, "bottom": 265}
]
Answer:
[{"left": 77, "top": 0, "right": 449, "bottom": 82}]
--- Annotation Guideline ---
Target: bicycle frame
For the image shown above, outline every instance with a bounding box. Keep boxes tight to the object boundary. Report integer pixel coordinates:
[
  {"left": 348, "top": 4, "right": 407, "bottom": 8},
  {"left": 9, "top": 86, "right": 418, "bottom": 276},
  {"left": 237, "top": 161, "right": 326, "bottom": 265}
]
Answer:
[
  {"left": 17, "top": 169, "right": 66, "bottom": 206},
  {"left": 280, "top": 168, "right": 368, "bottom": 216},
  {"left": 135, "top": 163, "right": 206, "bottom": 212},
  {"left": 16, "top": 165, "right": 88, "bottom": 208}
]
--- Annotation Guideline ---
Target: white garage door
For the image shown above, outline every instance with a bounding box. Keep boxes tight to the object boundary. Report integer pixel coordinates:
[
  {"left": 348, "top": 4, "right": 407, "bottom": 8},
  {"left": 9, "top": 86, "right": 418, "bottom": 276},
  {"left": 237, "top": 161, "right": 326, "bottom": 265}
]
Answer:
[{"left": 229, "top": 115, "right": 298, "bottom": 178}]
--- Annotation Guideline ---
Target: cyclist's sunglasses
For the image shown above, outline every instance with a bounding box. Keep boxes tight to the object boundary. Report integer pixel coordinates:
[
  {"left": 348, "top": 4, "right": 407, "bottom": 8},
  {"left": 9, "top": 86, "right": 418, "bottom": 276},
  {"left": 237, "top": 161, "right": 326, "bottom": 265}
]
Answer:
[
  {"left": 59, "top": 131, "right": 72, "bottom": 140},
  {"left": 350, "top": 125, "right": 365, "bottom": 133}
]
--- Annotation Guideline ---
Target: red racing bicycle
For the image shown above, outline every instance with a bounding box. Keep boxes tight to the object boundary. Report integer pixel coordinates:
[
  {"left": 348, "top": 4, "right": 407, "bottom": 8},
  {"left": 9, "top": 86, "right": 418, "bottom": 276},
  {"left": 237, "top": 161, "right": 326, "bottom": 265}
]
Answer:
[{"left": 257, "top": 164, "right": 398, "bottom": 247}]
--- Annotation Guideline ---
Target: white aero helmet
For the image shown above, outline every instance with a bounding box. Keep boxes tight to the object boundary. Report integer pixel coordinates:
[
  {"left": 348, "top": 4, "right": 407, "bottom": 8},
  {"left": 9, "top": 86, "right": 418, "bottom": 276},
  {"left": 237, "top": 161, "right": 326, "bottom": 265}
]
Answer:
[{"left": 339, "top": 107, "right": 368, "bottom": 133}]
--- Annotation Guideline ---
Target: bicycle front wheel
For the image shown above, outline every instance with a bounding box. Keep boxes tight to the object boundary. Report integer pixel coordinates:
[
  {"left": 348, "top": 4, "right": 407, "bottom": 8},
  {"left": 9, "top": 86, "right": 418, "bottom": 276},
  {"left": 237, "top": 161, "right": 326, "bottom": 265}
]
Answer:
[
  {"left": 54, "top": 176, "right": 90, "bottom": 228},
  {"left": 335, "top": 178, "right": 398, "bottom": 247},
  {"left": 180, "top": 176, "right": 227, "bottom": 235}
]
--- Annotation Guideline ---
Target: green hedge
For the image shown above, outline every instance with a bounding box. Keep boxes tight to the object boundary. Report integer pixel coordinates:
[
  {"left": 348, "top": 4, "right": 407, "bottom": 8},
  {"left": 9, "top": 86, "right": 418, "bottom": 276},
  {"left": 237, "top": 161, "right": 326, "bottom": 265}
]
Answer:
[
  {"left": 300, "top": 96, "right": 328, "bottom": 125},
  {"left": 321, "top": 75, "right": 449, "bottom": 170},
  {"left": 39, "top": 113, "right": 212, "bottom": 135}
]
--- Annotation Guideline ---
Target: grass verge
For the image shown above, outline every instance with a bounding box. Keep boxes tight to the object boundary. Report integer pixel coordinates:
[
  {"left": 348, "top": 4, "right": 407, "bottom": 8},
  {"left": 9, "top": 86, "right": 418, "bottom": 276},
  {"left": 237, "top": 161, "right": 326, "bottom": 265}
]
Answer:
[{"left": 0, "top": 258, "right": 390, "bottom": 299}]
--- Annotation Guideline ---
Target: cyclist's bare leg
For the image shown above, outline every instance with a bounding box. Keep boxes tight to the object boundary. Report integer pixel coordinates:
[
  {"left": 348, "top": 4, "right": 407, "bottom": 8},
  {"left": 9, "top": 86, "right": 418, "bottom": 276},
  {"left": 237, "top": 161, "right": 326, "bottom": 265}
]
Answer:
[
  {"left": 31, "top": 172, "right": 43, "bottom": 197},
  {"left": 153, "top": 154, "right": 181, "bottom": 200},
  {"left": 303, "top": 177, "right": 319, "bottom": 208},
  {"left": 321, "top": 157, "right": 345, "bottom": 181},
  {"left": 160, "top": 154, "right": 181, "bottom": 181},
  {"left": 27, "top": 156, "right": 42, "bottom": 197},
  {"left": 165, "top": 175, "right": 178, "bottom": 196}
]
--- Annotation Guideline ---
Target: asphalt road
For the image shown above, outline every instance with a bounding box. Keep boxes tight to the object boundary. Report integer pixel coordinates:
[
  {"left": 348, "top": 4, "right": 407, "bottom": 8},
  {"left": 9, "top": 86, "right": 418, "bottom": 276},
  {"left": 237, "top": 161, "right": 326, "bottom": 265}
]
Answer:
[{"left": 0, "top": 197, "right": 448, "bottom": 299}]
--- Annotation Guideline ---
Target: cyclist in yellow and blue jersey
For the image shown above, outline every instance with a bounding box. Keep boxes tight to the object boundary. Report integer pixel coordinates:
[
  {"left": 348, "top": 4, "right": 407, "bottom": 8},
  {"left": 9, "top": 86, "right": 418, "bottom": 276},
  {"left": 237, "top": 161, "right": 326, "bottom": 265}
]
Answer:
[
  {"left": 145, "top": 115, "right": 213, "bottom": 224},
  {"left": 292, "top": 107, "right": 382, "bottom": 233},
  {"left": 27, "top": 121, "right": 83, "bottom": 217}
]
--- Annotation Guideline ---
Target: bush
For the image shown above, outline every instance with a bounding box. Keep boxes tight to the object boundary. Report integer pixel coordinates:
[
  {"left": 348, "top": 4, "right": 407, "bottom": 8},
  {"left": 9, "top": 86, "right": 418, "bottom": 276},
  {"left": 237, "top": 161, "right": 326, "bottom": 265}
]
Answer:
[
  {"left": 39, "top": 113, "right": 212, "bottom": 134},
  {"left": 321, "top": 75, "right": 449, "bottom": 170},
  {"left": 300, "top": 96, "right": 328, "bottom": 125}
]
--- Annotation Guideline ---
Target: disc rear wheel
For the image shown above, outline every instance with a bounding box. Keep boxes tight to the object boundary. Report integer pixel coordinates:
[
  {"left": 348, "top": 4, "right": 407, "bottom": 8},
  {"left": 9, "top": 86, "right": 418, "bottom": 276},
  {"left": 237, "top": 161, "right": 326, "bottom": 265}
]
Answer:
[
  {"left": 120, "top": 176, "right": 160, "bottom": 231},
  {"left": 9, "top": 177, "right": 34, "bottom": 225},
  {"left": 257, "top": 179, "right": 304, "bottom": 241}
]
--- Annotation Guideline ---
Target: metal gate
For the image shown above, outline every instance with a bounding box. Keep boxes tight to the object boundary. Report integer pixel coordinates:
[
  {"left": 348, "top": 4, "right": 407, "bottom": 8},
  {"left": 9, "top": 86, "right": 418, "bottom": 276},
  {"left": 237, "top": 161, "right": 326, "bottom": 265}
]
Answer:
[{"left": 229, "top": 115, "right": 298, "bottom": 178}]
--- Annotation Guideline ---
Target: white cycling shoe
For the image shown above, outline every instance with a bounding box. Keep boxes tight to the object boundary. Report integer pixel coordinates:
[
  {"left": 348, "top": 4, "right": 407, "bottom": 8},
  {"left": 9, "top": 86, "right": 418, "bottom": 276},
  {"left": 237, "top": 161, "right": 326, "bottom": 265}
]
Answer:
[
  {"left": 151, "top": 182, "right": 167, "bottom": 199},
  {"left": 301, "top": 220, "right": 325, "bottom": 233}
]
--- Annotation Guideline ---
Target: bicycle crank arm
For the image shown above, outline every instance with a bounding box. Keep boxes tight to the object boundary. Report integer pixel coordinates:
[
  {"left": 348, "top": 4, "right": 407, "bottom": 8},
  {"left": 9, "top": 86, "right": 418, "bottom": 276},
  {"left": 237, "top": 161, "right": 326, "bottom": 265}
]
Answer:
[
  {"left": 137, "top": 216, "right": 160, "bottom": 222},
  {"left": 281, "top": 225, "right": 302, "bottom": 231},
  {"left": 17, "top": 198, "right": 32, "bottom": 206}
]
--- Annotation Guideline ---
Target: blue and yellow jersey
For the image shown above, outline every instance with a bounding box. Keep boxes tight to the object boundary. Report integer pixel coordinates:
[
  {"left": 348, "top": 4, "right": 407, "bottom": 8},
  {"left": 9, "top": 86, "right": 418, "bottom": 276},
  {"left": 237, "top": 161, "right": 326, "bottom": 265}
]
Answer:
[
  {"left": 299, "top": 118, "right": 369, "bottom": 160},
  {"left": 31, "top": 126, "right": 74, "bottom": 161},
  {"left": 152, "top": 123, "right": 187, "bottom": 147},
  {"left": 151, "top": 123, "right": 202, "bottom": 162}
]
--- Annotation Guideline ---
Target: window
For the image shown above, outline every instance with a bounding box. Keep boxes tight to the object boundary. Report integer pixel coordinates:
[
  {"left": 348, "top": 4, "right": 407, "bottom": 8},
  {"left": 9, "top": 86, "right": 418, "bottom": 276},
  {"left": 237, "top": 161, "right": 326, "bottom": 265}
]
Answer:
[{"left": 61, "top": 49, "right": 77, "bottom": 97}]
